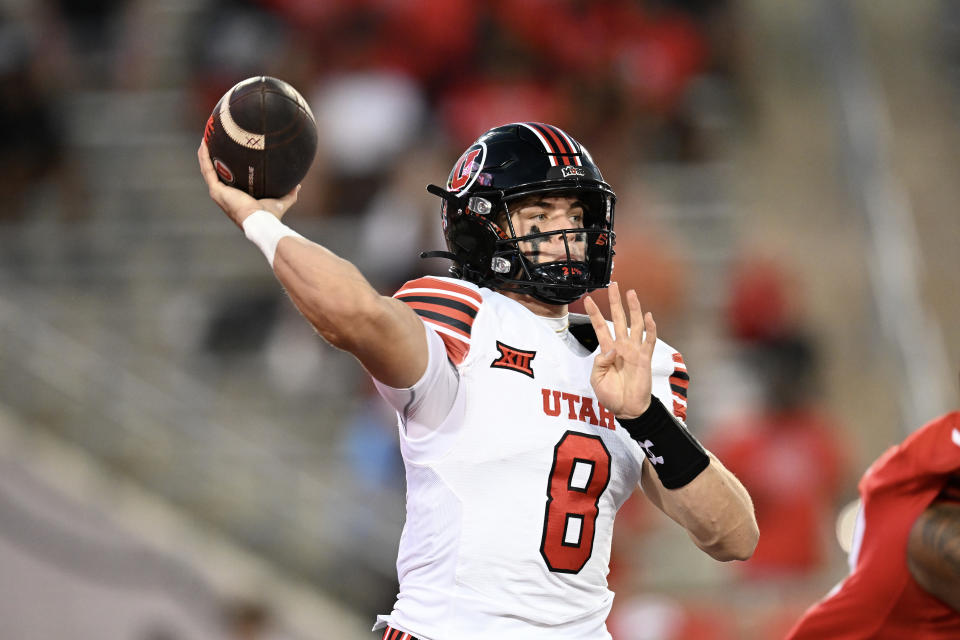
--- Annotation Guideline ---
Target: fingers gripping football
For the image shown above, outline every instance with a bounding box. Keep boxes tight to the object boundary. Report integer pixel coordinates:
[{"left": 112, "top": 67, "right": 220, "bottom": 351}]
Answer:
[
  {"left": 198, "top": 140, "right": 300, "bottom": 228},
  {"left": 584, "top": 282, "right": 657, "bottom": 419}
]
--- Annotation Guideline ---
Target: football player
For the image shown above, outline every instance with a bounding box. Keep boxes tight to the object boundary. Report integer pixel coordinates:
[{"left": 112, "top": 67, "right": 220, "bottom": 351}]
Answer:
[
  {"left": 786, "top": 411, "right": 960, "bottom": 639},
  {"left": 198, "top": 122, "right": 758, "bottom": 639}
]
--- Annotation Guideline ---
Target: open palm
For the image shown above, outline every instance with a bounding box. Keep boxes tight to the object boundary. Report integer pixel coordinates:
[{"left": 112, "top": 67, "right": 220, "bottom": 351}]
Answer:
[{"left": 584, "top": 282, "right": 657, "bottom": 419}]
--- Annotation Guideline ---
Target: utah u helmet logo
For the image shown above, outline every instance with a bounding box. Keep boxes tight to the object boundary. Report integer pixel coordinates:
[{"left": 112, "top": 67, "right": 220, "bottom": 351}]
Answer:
[{"left": 447, "top": 143, "right": 486, "bottom": 193}]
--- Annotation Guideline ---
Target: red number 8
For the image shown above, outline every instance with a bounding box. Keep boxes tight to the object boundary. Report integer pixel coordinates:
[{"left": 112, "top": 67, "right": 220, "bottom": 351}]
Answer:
[{"left": 540, "top": 431, "right": 612, "bottom": 573}]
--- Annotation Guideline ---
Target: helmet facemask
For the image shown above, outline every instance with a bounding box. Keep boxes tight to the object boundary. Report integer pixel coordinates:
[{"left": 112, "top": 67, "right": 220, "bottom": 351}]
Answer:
[
  {"left": 486, "top": 188, "right": 615, "bottom": 304},
  {"left": 423, "top": 123, "right": 617, "bottom": 305}
]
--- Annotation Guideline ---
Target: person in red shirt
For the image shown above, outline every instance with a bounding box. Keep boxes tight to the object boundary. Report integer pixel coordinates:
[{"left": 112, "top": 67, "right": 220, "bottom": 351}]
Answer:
[
  {"left": 708, "top": 333, "right": 851, "bottom": 579},
  {"left": 785, "top": 411, "right": 960, "bottom": 639}
]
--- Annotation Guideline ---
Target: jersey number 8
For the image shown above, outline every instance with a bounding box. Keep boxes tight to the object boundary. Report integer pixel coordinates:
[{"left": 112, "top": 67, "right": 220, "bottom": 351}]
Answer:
[{"left": 540, "top": 431, "right": 612, "bottom": 573}]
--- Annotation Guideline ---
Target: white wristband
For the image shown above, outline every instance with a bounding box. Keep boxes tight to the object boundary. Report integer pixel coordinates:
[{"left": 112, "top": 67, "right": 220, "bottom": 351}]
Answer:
[{"left": 242, "top": 210, "right": 304, "bottom": 268}]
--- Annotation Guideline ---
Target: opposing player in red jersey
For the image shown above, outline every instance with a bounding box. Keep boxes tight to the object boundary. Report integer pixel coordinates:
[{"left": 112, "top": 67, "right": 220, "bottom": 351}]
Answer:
[{"left": 786, "top": 411, "right": 960, "bottom": 639}]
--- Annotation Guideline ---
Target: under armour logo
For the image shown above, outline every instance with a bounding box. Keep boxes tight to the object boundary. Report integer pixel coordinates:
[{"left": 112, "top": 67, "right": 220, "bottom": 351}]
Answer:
[{"left": 640, "top": 440, "right": 664, "bottom": 465}]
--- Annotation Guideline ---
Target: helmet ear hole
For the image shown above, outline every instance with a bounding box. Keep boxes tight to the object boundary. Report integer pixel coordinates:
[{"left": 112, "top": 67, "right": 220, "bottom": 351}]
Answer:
[{"left": 448, "top": 216, "right": 498, "bottom": 277}]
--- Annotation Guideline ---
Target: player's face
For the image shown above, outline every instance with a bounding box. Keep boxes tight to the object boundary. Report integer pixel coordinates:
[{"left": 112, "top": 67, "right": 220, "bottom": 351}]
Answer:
[{"left": 506, "top": 195, "right": 587, "bottom": 263}]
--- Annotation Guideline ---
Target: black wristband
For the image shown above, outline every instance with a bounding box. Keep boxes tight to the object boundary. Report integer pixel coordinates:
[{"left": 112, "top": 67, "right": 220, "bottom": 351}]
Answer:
[{"left": 617, "top": 395, "right": 710, "bottom": 489}]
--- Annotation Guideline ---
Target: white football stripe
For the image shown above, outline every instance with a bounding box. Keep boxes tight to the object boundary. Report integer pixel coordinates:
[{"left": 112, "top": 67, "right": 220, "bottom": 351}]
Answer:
[
  {"left": 220, "top": 85, "right": 265, "bottom": 150},
  {"left": 952, "top": 427, "right": 960, "bottom": 448}
]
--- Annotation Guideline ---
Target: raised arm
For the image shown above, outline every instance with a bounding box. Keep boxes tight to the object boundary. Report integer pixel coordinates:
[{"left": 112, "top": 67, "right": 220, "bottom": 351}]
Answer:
[
  {"left": 584, "top": 283, "right": 758, "bottom": 561},
  {"left": 198, "top": 141, "right": 428, "bottom": 388}
]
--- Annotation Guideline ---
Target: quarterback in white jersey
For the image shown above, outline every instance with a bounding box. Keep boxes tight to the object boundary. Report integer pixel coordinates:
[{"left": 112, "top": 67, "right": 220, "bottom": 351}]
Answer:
[
  {"left": 373, "top": 275, "right": 691, "bottom": 638},
  {"left": 198, "top": 121, "right": 758, "bottom": 640}
]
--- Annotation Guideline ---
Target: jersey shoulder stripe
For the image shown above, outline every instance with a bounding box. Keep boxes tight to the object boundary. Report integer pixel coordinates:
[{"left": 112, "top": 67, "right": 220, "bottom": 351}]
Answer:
[
  {"left": 396, "top": 276, "right": 483, "bottom": 305},
  {"left": 394, "top": 276, "right": 482, "bottom": 365},
  {"left": 669, "top": 352, "right": 689, "bottom": 420}
]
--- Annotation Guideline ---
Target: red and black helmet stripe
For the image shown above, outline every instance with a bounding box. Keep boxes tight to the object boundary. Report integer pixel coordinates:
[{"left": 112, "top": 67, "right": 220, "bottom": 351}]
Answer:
[{"left": 518, "top": 122, "right": 583, "bottom": 167}]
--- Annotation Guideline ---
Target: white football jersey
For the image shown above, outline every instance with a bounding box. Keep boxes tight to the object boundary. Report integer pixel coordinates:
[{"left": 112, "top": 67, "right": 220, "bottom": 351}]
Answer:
[{"left": 374, "top": 276, "right": 689, "bottom": 640}]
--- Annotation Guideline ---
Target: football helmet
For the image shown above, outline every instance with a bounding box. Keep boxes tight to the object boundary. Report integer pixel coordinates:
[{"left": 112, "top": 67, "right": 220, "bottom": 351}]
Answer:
[{"left": 424, "top": 122, "right": 616, "bottom": 305}]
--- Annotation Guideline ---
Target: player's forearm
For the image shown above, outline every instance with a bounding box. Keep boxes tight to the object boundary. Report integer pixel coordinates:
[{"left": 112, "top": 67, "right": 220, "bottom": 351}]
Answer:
[
  {"left": 663, "top": 456, "right": 758, "bottom": 561},
  {"left": 907, "top": 501, "right": 960, "bottom": 612}
]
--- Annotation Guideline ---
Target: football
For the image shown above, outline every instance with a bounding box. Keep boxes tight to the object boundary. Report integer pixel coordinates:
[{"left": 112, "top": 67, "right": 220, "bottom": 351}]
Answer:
[{"left": 204, "top": 76, "right": 318, "bottom": 199}]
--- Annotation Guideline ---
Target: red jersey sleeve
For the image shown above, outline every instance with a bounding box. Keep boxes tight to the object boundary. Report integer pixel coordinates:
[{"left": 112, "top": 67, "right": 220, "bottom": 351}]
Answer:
[
  {"left": 393, "top": 276, "right": 482, "bottom": 366},
  {"left": 786, "top": 412, "right": 960, "bottom": 639}
]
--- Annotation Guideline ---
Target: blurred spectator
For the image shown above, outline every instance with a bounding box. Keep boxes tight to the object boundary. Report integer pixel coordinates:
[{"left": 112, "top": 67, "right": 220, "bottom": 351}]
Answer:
[
  {"left": 491, "top": 0, "right": 706, "bottom": 111},
  {"left": 709, "top": 334, "right": 851, "bottom": 579},
  {"left": 438, "top": 76, "right": 572, "bottom": 150},
  {"left": 725, "top": 255, "right": 799, "bottom": 342},
  {"left": 43, "top": 0, "right": 133, "bottom": 87},
  {"left": 313, "top": 71, "right": 426, "bottom": 180},
  {"left": 708, "top": 258, "right": 852, "bottom": 581},
  {"left": 185, "top": 0, "right": 294, "bottom": 125},
  {"left": 356, "top": 144, "right": 449, "bottom": 291},
  {"left": 309, "top": 70, "right": 427, "bottom": 216},
  {"left": 488, "top": 0, "right": 716, "bottom": 163},
  {"left": 0, "top": 11, "right": 66, "bottom": 222}
]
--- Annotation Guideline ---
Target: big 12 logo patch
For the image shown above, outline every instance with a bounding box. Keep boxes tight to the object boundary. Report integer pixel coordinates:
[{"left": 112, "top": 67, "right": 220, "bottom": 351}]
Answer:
[{"left": 490, "top": 341, "right": 536, "bottom": 378}]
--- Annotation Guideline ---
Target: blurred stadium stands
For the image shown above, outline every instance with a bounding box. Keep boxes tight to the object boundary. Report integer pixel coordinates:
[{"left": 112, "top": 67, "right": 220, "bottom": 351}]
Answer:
[{"left": 1, "top": 0, "right": 959, "bottom": 638}]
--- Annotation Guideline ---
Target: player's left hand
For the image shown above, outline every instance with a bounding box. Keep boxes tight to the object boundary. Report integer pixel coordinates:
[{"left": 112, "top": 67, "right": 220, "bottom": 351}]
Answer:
[
  {"left": 198, "top": 139, "right": 299, "bottom": 229},
  {"left": 584, "top": 282, "right": 657, "bottom": 419}
]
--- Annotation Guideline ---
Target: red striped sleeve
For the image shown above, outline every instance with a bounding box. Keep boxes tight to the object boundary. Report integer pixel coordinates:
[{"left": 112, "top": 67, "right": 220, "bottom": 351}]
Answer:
[
  {"left": 394, "top": 277, "right": 480, "bottom": 365},
  {"left": 669, "top": 352, "right": 689, "bottom": 420},
  {"left": 396, "top": 276, "right": 482, "bottom": 304}
]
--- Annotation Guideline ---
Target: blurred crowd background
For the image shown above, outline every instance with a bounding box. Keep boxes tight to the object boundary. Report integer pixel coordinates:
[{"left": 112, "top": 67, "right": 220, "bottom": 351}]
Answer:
[{"left": 1, "top": 0, "right": 959, "bottom": 638}]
